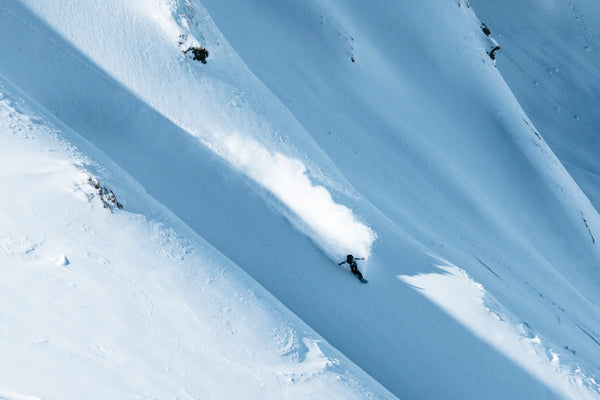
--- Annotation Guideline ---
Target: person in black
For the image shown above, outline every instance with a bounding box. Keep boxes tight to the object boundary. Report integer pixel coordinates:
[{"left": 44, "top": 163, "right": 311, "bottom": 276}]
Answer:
[{"left": 338, "top": 254, "right": 365, "bottom": 279}]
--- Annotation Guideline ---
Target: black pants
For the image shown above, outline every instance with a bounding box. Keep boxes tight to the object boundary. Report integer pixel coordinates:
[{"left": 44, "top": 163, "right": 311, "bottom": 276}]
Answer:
[{"left": 350, "top": 263, "right": 363, "bottom": 279}]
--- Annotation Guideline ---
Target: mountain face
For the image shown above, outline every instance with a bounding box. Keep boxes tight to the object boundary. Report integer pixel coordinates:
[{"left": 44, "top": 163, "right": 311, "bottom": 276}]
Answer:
[
  {"left": 470, "top": 0, "right": 600, "bottom": 218},
  {"left": 0, "top": 36, "right": 393, "bottom": 400},
  {"left": 1, "top": 1, "right": 599, "bottom": 399}
]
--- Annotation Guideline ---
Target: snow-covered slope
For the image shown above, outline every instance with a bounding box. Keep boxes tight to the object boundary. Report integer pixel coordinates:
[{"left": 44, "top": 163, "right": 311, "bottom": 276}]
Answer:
[
  {"left": 0, "top": 77, "right": 394, "bottom": 399},
  {"left": 469, "top": 0, "right": 600, "bottom": 213},
  {"left": 1, "top": 0, "right": 600, "bottom": 399}
]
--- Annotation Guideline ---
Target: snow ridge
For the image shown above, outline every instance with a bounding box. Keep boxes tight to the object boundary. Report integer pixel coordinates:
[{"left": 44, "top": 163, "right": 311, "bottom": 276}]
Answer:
[{"left": 400, "top": 260, "right": 600, "bottom": 400}]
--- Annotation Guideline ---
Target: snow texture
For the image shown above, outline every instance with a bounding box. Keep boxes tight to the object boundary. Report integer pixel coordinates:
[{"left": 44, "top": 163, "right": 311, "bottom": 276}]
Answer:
[{"left": 1, "top": 0, "right": 600, "bottom": 399}]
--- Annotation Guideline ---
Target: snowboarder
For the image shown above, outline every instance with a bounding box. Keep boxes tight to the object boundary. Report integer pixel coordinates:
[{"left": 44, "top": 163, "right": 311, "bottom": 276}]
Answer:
[{"left": 338, "top": 254, "right": 365, "bottom": 280}]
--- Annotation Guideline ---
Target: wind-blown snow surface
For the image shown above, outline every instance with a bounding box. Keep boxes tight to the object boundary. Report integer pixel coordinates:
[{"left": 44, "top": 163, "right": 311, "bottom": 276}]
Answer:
[{"left": 1, "top": 0, "right": 600, "bottom": 399}]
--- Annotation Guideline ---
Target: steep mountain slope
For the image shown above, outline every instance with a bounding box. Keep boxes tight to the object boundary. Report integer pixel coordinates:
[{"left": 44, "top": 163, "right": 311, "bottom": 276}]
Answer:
[
  {"left": 469, "top": 0, "right": 600, "bottom": 211},
  {"left": 197, "top": 0, "right": 600, "bottom": 397},
  {"left": 0, "top": 76, "right": 394, "bottom": 399},
  {"left": 1, "top": 0, "right": 600, "bottom": 399}
]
